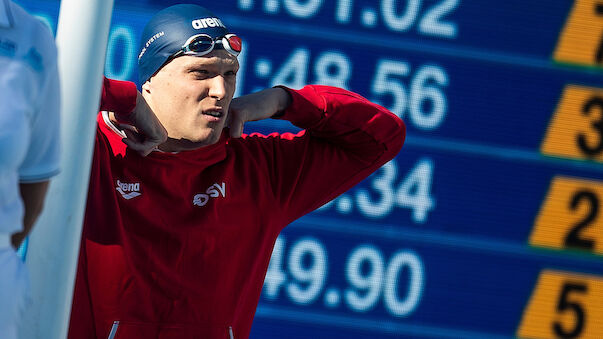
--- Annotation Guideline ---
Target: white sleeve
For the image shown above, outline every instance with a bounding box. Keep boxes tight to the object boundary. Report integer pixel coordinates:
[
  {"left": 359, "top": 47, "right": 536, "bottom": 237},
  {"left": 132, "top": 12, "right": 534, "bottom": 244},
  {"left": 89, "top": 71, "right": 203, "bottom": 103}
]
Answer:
[{"left": 18, "top": 30, "right": 61, "bottom": 183}]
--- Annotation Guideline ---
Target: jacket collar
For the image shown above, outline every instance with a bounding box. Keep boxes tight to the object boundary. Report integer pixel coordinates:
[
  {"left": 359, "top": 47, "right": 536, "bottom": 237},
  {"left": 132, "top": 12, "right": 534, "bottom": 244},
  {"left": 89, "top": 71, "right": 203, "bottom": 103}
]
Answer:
[
  {"left": 0, "top": 0, "right": 13, "bottom": 28},
  {"left": 98, "top": 111, "right": 229, "bottom": 164}
]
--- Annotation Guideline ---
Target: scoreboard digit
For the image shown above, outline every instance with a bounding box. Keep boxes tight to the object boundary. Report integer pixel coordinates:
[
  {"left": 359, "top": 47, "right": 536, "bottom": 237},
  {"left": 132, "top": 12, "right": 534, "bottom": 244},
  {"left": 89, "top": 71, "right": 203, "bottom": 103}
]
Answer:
[
  {"left": 530, "top": 176, "right": 603, "bottom": 253},
  {"left": 554, "top": 0, "right": 603, "bottom": 68},
  {"left": 542, "top": 85, "right": 603, "bottom": 162},
  {"left": 517, "top": 270, "right": 603, "bottom": 339}
]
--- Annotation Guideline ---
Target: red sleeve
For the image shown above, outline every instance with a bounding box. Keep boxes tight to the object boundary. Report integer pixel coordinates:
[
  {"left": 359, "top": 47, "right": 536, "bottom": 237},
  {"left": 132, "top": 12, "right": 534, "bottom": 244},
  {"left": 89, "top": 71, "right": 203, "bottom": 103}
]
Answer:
[
  {"left": 258, "top": 85, "right": 406, "bottom": 225},
  {"left": 100, "top": 77, "right": 137, "bottom": 115},
  {"left": 279, "top": 85, "right": 405, "bottom": 158}
]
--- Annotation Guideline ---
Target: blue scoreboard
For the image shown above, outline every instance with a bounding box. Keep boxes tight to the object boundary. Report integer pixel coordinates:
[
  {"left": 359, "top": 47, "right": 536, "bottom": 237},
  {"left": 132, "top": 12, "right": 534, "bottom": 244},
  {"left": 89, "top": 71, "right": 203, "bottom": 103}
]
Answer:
[{"left": 18, "top": 0, "right": 603, "bottom": 338}]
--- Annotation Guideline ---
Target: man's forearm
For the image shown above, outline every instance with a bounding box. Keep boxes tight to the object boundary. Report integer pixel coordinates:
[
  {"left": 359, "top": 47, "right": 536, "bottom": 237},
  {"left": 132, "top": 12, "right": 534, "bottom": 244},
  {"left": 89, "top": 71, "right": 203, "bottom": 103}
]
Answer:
[{"left": 11, "top": 181, "right": 50, "bottom": 249}]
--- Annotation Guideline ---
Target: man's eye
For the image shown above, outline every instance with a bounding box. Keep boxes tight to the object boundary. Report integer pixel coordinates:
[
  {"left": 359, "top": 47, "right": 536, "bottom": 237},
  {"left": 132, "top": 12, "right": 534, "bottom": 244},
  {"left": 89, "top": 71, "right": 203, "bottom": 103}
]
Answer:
[{"left": 191, "top": 69, "right": 209, "bottom": 75}]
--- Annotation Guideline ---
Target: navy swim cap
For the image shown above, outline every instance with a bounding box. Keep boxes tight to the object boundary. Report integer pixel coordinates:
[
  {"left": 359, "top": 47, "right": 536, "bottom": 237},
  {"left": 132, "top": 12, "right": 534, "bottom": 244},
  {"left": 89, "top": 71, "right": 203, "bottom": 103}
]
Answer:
[{"left": 138, "top": 4, "right": 231, "bottom": 84}]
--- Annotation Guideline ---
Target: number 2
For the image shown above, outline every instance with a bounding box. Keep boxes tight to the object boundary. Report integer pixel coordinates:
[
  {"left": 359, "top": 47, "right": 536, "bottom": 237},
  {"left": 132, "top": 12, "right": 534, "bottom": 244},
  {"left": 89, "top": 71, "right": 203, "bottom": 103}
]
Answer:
[
  {"left": 564, "top": 190, "right": 599, "bottom": 250},
  {"left": 419, "top": 0, "right": 459, "bottom": 38}
]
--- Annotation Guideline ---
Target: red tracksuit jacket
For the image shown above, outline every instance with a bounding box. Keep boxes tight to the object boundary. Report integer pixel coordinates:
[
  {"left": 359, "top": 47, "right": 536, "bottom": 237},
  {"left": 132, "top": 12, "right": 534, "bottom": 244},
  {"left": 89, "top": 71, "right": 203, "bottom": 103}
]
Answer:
[{"left": 68, "top": 79, "right": 405, "bottom": 339}]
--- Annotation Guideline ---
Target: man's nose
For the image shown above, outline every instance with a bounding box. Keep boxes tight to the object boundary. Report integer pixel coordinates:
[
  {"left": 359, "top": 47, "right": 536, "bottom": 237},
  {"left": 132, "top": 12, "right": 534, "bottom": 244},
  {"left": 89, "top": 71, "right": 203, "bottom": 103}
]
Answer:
[{"left": 208, "top": 75, "right": 227, "bottom": 100}]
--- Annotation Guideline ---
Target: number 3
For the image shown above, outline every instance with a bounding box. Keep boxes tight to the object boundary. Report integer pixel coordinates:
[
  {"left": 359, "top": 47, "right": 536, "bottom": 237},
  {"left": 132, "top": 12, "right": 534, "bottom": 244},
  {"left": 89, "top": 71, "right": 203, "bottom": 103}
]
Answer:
[{"left": 577, "top": 96, "right": 603, "bottom": 157}]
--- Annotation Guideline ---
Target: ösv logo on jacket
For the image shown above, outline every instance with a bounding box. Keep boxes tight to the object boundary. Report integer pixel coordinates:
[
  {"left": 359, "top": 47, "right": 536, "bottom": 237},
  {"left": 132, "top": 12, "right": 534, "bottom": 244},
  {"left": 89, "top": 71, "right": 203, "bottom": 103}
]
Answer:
[
  {"left": 193, "top": 182, "right": 226, "bottom": 207},
  {"left": 116, "top": 179, "right": 141, "bottom": 200}
]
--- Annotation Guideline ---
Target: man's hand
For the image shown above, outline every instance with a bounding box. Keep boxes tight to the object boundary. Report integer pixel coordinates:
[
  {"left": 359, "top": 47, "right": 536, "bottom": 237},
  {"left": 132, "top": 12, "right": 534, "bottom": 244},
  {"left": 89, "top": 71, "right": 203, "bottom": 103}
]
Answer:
[
  {"left": 114, "top": 91, "right": 168, "bottom": 156},
  {"left": 227, "top": 87, "right": 292, "bottom": 138}
]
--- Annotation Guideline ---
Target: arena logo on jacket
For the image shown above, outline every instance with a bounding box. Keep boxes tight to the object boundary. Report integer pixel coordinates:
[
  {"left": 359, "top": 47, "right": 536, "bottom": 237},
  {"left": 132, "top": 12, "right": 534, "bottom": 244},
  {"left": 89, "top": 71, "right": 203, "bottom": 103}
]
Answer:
[
  {"left": 193, "top": 182, "right": 226, "bottom": 207},
  {"left": 116, "top": 179, "right": 141, "bottom": 200}
]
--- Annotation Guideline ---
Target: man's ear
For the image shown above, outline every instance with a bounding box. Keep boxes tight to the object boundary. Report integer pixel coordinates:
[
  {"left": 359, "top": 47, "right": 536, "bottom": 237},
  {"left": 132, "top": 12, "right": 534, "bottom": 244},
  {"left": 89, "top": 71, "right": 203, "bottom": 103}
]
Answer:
[{"left": 142, "top": 80, "right": 151, "bottom": 94}]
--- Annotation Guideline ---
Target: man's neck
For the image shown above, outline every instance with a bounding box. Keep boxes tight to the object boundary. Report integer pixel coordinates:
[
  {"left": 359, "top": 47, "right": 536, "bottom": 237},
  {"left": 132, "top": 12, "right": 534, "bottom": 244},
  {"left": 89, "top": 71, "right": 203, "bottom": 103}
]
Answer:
[{"left": 157, "top": 138, "right": 209, "bottom": 153}]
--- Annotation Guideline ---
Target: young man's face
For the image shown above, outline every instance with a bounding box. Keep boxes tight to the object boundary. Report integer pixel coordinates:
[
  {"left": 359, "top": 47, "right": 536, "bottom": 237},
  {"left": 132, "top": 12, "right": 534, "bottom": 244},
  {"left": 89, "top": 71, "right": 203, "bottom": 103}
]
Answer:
[{"left": 143, "top": 49, "right": 238, "bottom": 150}]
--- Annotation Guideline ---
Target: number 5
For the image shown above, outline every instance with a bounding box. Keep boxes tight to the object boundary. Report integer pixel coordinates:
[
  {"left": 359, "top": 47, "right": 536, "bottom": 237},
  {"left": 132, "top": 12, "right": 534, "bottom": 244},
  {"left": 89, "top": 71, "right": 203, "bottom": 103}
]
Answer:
[
  {"left": 371, "top": 60, "right": 410, "bottom": 118},
  {"left": 553, "top": 282, "right": 587, "bottom": 338}
]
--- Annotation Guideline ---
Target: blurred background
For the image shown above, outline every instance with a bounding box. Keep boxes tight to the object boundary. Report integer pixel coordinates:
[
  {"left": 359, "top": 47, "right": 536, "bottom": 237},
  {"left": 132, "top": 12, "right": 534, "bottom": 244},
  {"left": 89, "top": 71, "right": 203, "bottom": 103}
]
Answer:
[{"left": 15, "top": 0, "right": 603, "bottom": 338}]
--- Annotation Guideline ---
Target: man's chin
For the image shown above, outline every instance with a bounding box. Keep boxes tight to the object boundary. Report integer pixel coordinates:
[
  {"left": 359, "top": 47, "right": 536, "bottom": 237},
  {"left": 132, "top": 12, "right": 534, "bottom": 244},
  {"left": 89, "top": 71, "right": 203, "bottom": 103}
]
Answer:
[{"left": 192, "top": 129, "right": 224, "bottom": 145}]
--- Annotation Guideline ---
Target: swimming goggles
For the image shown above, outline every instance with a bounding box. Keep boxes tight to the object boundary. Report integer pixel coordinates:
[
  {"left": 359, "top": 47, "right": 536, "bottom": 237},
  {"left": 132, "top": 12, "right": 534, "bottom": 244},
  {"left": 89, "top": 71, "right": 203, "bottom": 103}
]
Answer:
[{"left": 173, "top": 33, "right": 242, "bottom": 58}]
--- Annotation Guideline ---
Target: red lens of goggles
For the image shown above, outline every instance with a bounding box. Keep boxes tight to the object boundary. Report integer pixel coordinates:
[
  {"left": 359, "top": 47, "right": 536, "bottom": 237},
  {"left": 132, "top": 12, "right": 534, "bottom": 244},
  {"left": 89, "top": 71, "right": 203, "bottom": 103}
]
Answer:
[{"left": 225, "top": 34, "right": 242, "bottom": 54}]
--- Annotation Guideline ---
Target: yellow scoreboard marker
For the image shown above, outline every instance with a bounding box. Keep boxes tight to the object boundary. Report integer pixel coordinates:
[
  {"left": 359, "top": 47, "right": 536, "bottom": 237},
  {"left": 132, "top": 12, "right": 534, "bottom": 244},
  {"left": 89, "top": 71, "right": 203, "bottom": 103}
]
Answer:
[
  {"left": 554, "top": 0, "right": 603, "bottom": 67},
  {"left": 517, "top": 270, "right": 603, "bottom": 339},
  {"left": 541, "top": 85, "right": 603, "bottom": 162},
  {"left": 531, "top": 176, "right": 603, "bottom": 253}
]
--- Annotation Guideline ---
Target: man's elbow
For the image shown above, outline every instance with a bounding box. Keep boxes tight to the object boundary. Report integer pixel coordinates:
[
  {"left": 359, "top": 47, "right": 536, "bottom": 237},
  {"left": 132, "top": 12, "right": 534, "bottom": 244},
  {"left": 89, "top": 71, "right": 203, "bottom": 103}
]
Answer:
[{"left": 384, "top": 116, "right": 406, "bottom": 160}]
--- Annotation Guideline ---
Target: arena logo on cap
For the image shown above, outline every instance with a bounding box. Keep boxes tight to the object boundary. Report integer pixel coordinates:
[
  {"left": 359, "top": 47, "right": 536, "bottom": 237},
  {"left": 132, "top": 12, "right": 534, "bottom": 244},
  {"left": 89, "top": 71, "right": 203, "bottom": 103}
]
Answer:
[{"left": 192, "top": 17, "right": 225, "bottom": 30}]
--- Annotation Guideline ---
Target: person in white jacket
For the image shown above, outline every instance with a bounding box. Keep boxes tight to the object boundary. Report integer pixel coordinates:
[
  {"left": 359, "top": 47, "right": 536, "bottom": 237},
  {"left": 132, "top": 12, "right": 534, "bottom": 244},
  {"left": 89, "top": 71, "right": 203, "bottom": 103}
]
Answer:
[{"left": 0, "top": 0, "right": 60, "bottom": 337}]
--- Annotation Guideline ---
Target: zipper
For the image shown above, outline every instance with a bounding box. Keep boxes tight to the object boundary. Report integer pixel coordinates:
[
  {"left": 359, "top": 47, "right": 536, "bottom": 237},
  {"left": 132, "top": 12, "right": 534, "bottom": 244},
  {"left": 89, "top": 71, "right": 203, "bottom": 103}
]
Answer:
[
  {"left": 107, "top": 321, "right": 120, "bottom": 339},
  {"left": 107, "top": 320, "right": 231, "bottom": 338}
]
